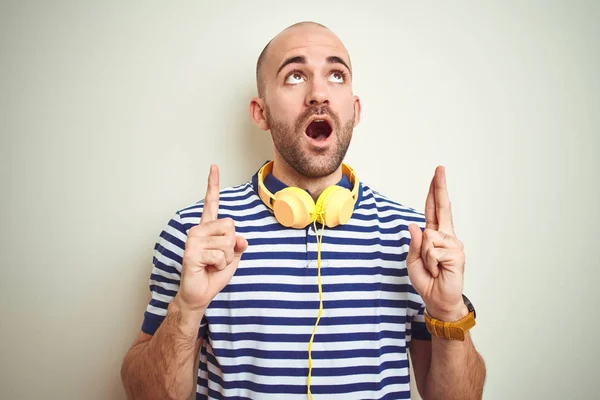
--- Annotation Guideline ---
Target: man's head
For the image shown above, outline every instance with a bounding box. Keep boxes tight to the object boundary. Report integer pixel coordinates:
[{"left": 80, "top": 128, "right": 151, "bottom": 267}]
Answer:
[{"left": 250, "top": 22, "right": 361, "bottom": 178}]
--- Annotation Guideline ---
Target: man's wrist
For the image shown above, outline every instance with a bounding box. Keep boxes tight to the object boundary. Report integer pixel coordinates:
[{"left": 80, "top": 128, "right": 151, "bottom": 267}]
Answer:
[
  {"left": 426, "top": 303, "right": 469, "bottom": 323},
  {"left": 169, "top": 295, "right": 206, "bottom": 338}
]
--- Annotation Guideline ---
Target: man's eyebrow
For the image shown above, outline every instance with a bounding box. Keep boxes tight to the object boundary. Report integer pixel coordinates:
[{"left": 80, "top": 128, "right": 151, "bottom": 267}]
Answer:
[
  {"left": 277, "top": 56, "right": 306, "bottom": 76},
  {"left": 276, "top": 55, "right": 352, "bottom": 76},
  {"left": 326, "top": 56, "right": 351, "bottom": 74}
]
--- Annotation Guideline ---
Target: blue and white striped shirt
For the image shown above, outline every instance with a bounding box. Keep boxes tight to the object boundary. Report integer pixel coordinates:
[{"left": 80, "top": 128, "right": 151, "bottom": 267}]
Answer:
[{"left": 142, "top": 165, "right": 431, "bottom": 400}]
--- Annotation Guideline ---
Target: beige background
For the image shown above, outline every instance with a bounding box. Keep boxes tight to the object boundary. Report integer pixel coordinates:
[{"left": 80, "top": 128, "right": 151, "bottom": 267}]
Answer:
[{"left": 1, "top": 1, "right": 599, "bottom": 399}]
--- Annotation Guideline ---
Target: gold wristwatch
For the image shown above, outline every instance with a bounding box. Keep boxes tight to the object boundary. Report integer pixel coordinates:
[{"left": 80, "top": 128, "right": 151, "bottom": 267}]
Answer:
[{"left": 425, "top": 295, "right": 476, "bottom": 341}]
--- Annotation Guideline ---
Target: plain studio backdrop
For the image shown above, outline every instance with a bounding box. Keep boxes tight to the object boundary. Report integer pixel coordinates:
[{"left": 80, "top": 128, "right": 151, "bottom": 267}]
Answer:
[{"left": 1, "top": 1, "right": 598, "bottom": 399}]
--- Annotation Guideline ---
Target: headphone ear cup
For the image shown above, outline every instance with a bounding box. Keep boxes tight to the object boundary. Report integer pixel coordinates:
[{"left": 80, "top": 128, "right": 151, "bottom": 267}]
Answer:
[
  {"left": 273, "top": 187, "right": 316, "bottom": 228},
  {"left": 315, "top": 186, "right": 355, "bottom": 227}
]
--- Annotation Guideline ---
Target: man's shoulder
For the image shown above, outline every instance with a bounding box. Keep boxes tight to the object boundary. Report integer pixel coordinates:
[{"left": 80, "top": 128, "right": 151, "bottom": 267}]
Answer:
[
  {"left": 172, "top": 181, "right": 259, "bottom": 227},
  {"left": 178, "top": 180, "right": 257, "bottom": 214},
  {"left": 359, "top": 182, "right": 425, "bottom": 225}
]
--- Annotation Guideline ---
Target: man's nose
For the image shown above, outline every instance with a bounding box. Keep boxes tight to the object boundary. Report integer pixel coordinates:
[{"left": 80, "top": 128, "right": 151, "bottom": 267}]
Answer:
[{"left": 306, "top": 79, "right": 330, "bottom": 106}]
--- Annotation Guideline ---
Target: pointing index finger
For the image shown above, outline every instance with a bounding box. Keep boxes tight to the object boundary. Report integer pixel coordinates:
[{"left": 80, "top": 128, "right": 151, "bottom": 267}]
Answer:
[
  {"left": 200, "top": 164, "right": 219, "bottom": 224},
  {"left": 434, "top": 166, "right": 454, "bottom": 234},
  {"left": 424, "top": 178, "right": 438, "bottom": 230}
]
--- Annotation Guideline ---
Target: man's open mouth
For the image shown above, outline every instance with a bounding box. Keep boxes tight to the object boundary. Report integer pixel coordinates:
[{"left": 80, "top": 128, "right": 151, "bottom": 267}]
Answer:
[{"left": 305, "top": 119, "right": 332, "bottom": 141}]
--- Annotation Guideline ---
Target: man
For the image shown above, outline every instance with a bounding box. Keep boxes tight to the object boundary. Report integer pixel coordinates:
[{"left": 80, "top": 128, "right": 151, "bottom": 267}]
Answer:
[{"left": 121, "top": 21, "right": 486, "bottom": 400}]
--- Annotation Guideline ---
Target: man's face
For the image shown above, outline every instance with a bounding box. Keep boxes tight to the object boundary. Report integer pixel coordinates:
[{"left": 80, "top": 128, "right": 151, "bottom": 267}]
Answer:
[{"left": 259, "top": 26, "right": 361, "bottom": 178}]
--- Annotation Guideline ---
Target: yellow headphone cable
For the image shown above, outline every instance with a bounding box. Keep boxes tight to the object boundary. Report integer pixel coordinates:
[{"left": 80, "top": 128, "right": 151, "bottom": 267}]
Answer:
[{"left": 307, "top": 218, "right": 325, "bottom": 400}]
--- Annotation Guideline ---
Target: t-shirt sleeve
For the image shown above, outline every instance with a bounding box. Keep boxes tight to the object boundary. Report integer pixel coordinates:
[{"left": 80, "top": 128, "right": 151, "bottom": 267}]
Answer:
[
  {"left": 406, "top": 285, "right": 432, "bottom": 342},
  {"left": 141, "top": 211, "right": 208, "bottom": 338}
]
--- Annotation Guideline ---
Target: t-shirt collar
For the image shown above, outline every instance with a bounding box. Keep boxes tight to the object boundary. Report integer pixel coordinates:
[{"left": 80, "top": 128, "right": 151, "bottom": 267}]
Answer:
[{"left": 259, "top": 167, "right": 353, "bottom": 195}]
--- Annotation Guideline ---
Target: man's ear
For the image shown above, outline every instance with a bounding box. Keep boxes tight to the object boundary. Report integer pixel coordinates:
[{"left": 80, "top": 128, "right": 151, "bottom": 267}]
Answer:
[
  {"left": 249, "top": 97, "right": 270, "bottom": 131},
  {"left": 353, "top": 95, "right": 362, "bottom": 127}
]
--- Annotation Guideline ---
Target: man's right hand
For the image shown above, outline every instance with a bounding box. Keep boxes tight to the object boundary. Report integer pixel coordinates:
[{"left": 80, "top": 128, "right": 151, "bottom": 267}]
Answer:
[{"left": 176, "top": 164, "right": 248, "bottom": 315}]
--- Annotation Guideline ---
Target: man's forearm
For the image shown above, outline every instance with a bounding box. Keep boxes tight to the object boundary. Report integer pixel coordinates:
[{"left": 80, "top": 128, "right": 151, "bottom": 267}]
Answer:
[
  {"left": 121, "top": 296, "right": 204, "bottom": 400},
  {"left": 423, "top": 332, "right": 486, "bottom": 400}
]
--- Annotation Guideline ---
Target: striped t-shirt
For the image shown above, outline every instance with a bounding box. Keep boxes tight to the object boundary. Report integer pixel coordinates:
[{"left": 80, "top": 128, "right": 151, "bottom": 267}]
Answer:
[{"left": 142, "top": 166, "right": 432, "bottom": 400}]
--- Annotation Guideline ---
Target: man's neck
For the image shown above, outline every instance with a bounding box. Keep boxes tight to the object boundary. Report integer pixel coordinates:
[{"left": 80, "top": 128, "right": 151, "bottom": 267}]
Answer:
[{"left": 271, "top": 155, "right": 343, "bottom": 201}]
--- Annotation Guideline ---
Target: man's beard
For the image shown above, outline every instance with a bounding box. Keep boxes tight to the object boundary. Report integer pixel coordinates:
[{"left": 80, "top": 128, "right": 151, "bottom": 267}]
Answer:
[{"left": 265, "top": 105, "right": 355, "bottom": 178}]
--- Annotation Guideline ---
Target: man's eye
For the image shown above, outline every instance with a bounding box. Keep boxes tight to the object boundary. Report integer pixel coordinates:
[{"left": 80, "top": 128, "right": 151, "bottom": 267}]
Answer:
[
  {"left": 328, "top": 71, "right": 345, "bottom": 83},
  {"left": 285, "top": 72, "right": 305, "bottom": 84}
]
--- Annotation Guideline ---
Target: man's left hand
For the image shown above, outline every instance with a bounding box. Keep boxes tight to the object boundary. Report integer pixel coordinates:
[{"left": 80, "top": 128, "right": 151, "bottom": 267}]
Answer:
[{"left": 406, "top": 166, "right": 469, "bottom": 322}]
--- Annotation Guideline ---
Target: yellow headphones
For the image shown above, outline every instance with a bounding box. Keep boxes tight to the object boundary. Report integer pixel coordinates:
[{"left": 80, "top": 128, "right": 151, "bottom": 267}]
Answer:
[{"left": 257, "top": 161, "right": 360, "bottom": 229}]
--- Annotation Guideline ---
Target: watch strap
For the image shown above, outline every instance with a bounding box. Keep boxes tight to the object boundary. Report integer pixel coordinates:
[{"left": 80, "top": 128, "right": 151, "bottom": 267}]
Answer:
[{"left": 425, "top": 310, "right": 476, "bottom": 341}]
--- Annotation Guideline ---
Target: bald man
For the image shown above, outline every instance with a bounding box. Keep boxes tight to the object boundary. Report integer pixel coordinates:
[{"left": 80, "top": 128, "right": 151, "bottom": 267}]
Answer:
[{"left": 121, "top": 22, "right": 486, "bottom": 400}]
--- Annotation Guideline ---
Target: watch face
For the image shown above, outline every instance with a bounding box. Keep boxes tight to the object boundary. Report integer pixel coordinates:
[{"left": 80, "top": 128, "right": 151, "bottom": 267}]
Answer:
[{"left": 462, "top": 294, "right": 476, "bottom": 319}]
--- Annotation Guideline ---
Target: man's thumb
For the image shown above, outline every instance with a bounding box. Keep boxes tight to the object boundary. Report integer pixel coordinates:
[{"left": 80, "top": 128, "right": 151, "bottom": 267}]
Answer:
[
  {"left": 406, "top": 224, "right": 423, "bottom": 264},
  {"left": 234, "top": 236, "right": 248, "bottom": 258}
]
